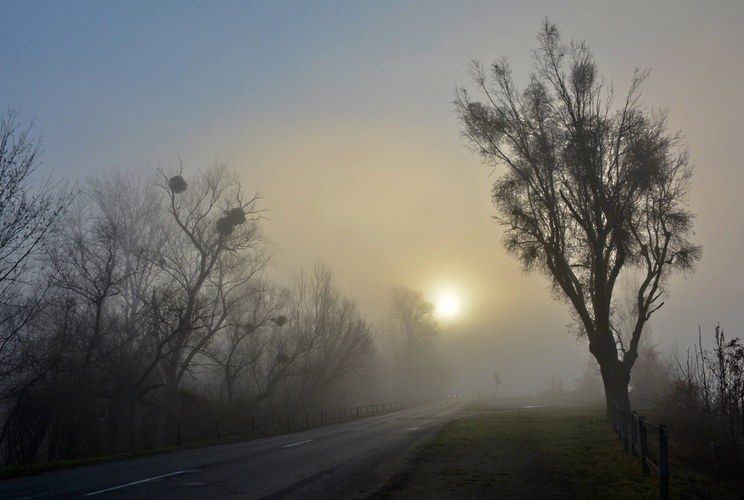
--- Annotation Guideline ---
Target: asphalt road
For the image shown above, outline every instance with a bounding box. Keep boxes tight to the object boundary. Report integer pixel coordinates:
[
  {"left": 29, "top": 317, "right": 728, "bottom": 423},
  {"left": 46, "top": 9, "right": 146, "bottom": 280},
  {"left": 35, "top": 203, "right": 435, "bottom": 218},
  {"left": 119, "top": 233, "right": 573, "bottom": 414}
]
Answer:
[{"left": 0, "top": 400, "right": 464, "bottom": 499}]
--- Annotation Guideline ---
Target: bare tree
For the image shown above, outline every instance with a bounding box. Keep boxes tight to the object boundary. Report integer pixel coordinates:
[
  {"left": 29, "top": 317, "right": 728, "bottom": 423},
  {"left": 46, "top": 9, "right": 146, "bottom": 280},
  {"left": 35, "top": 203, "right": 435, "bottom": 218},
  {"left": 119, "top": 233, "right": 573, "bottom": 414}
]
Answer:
[
  {"left": 76, "top": 171, "right": 165, "bottom": 453},
  {"left": 0, "top": 109, "right": 72, "bottom": 377},
  {"left": 456, "top": 19, "right": 701, "bottom": 416},
  {"left": 151, "top": 163, "right": 265, "bottom": 442},
  {"left": 44, "top": 196, "right": 128, "bottom": 364},
  {"left": 251, "top": 264, "right": 375, "bottom": 411},
  {"left": 0, "top": 110, "right": 73, "bottom": 462},
  {"left": 387, "top": 287, "right": 442, "bottom": 401},
  {"left": 288, "top": 265, "right": 375, "bottom": 406},
  {"left": 205, "top": 278, "right": 284, "bottom": 406},
  {"left": 19, "top": 171, "right": 167, "bottom": 457},
  {"left": 389, "top": 287, "right": 438, "bottom": 353}
]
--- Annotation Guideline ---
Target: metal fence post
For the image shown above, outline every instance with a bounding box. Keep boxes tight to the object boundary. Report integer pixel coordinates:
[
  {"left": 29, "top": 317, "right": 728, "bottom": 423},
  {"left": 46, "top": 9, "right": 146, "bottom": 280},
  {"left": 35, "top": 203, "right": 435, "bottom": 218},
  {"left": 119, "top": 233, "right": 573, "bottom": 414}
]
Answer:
[
  {"left": 639, "top": 416, "right": 649, "bottom": 475},
  {"left": 611, "top": 403, "right": 618, "bottom": 434},
  {"left": 631, "top": 412, "right": 639, "bottom": 457},
  {"left": 659, "top": 424, "right": 669, "bottom": 500},
  {"left": 620, "top": 407, "right": 629, "bottom": 452}
]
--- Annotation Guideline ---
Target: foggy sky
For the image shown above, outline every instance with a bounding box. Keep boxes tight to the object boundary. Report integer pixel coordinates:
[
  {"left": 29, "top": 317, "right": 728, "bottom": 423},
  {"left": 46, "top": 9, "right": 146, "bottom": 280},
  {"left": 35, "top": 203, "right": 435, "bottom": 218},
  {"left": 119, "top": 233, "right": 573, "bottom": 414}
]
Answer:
[{"left": 3, "top": 0, "right": 743, "bottom": 394}]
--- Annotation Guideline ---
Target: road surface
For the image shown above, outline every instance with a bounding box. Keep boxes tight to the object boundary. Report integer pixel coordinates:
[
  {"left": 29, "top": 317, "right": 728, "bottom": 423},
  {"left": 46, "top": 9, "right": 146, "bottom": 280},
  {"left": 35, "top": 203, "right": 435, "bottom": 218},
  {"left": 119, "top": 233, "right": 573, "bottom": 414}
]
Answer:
[{"left": 0, "top": 400, "right": 464, "bottom": 499}]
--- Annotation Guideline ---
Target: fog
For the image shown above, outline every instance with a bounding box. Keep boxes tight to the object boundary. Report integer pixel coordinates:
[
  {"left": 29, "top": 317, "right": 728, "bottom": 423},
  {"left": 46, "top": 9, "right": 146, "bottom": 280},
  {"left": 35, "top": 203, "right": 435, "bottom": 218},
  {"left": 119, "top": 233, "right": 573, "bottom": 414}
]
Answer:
[{"left": 2, "top": 1, "right": 744, "bottom": 457}]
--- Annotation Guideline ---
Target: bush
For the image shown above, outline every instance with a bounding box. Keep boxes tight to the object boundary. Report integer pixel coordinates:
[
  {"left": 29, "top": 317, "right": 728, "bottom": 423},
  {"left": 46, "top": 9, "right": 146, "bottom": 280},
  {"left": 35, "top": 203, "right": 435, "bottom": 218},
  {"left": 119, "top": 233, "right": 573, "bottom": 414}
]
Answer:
[{"left": 660, "top": 325, "right": 744, "bottom": 476}]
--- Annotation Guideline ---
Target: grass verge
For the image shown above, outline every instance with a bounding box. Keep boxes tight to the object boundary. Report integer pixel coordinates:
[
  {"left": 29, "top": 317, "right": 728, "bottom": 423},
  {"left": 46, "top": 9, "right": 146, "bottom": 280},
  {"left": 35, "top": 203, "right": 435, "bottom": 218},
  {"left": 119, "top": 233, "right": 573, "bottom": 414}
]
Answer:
[
  {"left": 371, "top": 403, "right": 744, "bottom": 499},
  {"left": 0, "top": 435, "right": 248, "bottom": 480}
]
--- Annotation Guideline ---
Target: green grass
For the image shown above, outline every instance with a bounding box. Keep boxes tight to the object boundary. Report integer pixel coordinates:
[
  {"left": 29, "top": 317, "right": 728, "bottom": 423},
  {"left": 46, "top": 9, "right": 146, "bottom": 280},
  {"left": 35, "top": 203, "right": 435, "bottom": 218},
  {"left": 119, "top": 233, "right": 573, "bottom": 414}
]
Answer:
[
  {"left": 375, "top": 403, "right": 744, "bottom": 499},
  {"left": 469, "top": 406, "right": 655, "bottom": 499}
]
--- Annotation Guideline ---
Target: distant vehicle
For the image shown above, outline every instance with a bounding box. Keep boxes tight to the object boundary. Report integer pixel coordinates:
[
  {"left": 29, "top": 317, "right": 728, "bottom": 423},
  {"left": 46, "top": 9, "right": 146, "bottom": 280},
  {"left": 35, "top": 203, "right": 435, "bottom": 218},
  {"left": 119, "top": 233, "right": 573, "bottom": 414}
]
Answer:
[{"left": 446, "top": 394, "right": 462, "bottom": 399}]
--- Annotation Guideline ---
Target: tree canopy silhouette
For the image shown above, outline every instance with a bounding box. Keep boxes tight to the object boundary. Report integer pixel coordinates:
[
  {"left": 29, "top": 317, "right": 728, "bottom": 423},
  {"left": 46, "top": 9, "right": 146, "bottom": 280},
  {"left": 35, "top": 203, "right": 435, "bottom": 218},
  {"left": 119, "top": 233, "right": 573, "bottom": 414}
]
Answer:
[{"left": 456, "top": 19, "right": 701, "bottom": 416}]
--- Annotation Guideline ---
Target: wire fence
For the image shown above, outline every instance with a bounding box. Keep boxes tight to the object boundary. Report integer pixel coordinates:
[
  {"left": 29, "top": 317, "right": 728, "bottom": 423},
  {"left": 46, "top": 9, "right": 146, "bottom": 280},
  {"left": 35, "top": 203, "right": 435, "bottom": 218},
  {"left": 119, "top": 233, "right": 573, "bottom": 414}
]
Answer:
[
  {"left": 611, "top": 403, "right": 669, "bottom": 500},
  {"left": 176, "top": 401, "right": 402, "bottom": 446}
]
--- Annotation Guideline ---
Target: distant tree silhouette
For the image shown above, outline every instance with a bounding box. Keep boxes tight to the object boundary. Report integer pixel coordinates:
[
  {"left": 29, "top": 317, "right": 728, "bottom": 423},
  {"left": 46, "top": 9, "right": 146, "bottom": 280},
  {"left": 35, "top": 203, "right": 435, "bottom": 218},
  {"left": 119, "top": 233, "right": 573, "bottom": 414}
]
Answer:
[
  {"left": 456, "top": 19, "right": 701, "bottom": 417},
  {"left": 387, "top": 287, "right": 442, "bottom": 401},
  {"left": 250, "top": 263, "right": 375, "bottom": 410},
  {"left": 205, "top": 279, "right": 284, "bottom": 405}
]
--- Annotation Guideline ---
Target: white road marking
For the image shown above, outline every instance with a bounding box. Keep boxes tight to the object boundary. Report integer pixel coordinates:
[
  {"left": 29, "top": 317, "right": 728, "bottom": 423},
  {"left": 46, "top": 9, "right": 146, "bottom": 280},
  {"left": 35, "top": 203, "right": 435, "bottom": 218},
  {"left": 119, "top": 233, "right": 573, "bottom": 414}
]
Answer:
[
  {"left": 282, "top": 439, "right": 314, "bottom": 448},
  {"left": 84, "top": 470, "right": 199, "bottom": 496}
]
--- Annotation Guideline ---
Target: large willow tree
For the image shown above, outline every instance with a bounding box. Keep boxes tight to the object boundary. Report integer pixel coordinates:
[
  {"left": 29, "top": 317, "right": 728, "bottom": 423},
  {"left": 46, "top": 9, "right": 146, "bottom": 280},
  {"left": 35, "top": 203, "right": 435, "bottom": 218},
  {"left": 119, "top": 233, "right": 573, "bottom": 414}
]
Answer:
[{"left": 456, "top": 20, "right": 701, "bottom": 416}]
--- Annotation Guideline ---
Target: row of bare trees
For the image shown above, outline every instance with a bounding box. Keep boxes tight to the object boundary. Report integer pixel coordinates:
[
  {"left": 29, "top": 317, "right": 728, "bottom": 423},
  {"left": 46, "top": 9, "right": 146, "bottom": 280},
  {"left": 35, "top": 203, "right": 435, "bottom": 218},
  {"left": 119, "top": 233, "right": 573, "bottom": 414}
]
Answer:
[{"left": 0, "top": 110, "right": 446, "bottom": 465}]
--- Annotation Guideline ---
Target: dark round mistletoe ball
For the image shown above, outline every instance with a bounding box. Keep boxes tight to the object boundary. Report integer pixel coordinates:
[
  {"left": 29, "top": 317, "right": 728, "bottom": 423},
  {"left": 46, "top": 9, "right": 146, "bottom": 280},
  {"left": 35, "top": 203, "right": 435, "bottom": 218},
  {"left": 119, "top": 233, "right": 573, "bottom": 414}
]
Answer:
[{"left": 169, "top": 175, "right": 187, "bottom": 194}]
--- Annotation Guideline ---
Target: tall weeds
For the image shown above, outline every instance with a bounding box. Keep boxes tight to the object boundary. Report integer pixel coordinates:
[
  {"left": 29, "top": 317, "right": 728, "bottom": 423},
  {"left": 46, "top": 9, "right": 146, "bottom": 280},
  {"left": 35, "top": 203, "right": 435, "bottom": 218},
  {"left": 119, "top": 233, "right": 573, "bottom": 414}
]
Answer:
[{"left": 662, "top": 325, "right": 744, "bottom": 475}]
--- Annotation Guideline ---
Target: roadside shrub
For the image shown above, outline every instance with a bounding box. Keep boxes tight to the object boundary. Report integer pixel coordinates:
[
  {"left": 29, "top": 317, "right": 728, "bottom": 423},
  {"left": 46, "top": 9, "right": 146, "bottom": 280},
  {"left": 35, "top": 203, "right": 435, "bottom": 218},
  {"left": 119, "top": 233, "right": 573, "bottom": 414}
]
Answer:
[{"left": 660, "top": 325, "right": 744, "bottom": 476}]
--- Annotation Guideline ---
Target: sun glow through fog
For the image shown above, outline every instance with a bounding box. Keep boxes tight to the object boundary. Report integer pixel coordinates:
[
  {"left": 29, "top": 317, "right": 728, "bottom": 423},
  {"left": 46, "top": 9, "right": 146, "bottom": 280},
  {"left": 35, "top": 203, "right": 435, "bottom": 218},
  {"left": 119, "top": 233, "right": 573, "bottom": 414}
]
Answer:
[{"left": 436, "top": 291, "right": 462, "bottom": 320}]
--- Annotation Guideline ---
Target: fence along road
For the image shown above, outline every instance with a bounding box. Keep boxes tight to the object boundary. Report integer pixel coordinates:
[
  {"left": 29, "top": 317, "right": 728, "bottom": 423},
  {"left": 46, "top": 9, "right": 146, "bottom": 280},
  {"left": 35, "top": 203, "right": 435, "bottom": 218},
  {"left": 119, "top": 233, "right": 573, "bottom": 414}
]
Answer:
[{"left": 0, "top": 400, "right": 463, "bottom": 499}]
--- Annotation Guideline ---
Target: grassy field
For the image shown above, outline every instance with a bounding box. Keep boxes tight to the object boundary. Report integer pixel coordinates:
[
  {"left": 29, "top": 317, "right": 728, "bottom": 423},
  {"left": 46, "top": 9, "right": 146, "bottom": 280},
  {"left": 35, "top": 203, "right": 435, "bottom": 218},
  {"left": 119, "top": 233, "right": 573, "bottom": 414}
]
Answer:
[{"left": 369, "top": 401, "right": 744, "bottom": 499}]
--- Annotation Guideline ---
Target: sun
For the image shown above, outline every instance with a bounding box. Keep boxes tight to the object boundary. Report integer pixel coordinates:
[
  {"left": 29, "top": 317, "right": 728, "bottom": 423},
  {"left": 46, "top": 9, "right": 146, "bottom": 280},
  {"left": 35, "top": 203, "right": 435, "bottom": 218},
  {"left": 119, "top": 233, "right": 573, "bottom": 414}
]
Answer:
[{"left": 436, "top": 291, "right": 462, "bottom": 320}]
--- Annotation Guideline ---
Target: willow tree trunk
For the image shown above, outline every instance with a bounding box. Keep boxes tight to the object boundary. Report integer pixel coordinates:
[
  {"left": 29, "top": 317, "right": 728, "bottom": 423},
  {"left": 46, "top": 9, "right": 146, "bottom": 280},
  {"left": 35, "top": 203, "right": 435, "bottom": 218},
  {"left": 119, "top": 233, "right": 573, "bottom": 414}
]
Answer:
[{"left": 598, "top": 360, "right": 631, "bottom": 419}]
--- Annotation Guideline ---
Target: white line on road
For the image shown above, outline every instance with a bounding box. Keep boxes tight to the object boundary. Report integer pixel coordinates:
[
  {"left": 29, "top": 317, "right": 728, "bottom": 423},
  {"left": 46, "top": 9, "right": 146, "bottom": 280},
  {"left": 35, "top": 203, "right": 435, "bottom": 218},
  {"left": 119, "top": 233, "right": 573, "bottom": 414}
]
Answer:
[
  {"left": 282, "top": 439, "right": 314, "bottom": 448},
  {"left": 84, "top": 470, "right": 199, "bottom": 496}
]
